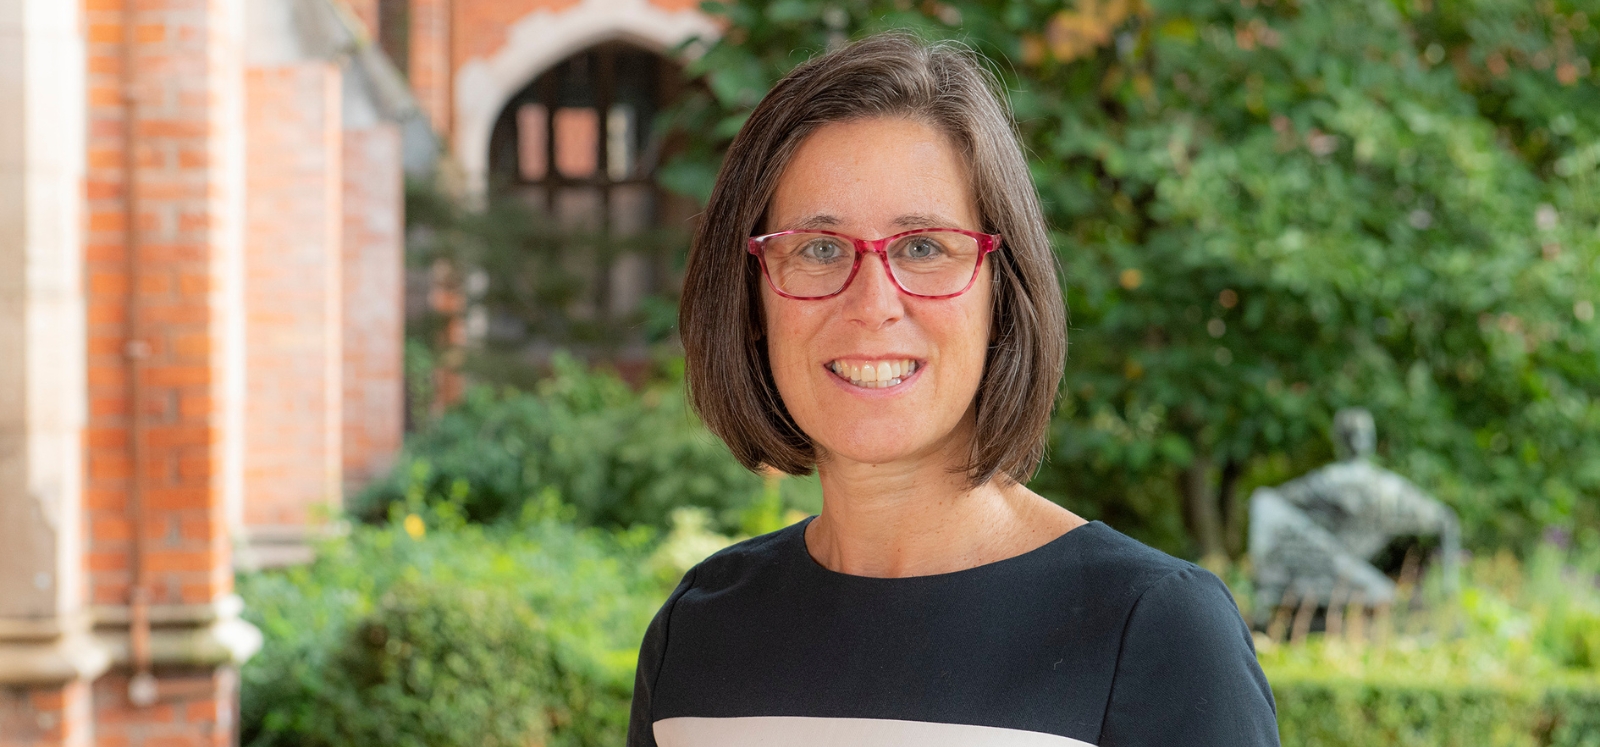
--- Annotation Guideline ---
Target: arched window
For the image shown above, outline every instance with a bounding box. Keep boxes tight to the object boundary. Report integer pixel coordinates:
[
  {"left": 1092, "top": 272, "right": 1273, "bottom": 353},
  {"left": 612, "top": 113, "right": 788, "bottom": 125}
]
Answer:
[{"left": 485, "top": 41, "right": 690, "bottom": 354}]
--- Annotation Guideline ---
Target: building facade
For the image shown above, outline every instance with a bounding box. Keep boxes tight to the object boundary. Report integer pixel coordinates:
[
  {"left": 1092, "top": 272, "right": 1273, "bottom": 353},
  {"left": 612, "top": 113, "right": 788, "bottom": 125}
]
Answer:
[{"left": 0, "top": 0, "right": 413, "bottom": 744}]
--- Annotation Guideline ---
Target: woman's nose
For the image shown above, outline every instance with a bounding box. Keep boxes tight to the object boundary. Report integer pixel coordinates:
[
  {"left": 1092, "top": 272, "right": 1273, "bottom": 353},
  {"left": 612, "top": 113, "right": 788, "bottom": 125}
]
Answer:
[{"left": 840, "top": 253, "right": 904, "bottom": 328}]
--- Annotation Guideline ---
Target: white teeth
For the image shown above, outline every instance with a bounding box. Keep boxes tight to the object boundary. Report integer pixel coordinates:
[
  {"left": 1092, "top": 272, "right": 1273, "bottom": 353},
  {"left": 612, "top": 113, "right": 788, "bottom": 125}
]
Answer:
[{"left": 829, "top": 358, "right": 919, "bottom": 388}]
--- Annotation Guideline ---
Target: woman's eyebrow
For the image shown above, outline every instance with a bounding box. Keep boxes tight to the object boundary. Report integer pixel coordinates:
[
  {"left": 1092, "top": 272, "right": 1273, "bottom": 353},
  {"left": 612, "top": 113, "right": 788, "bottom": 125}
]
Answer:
[
  {"left": 893, "top": 213, "right": 955, "bottom": 229},
  {"left": 781, "top": 213, "right": 956, "bottom": 231},
  {"left": 788, "top": 213, "right": 842, "bottom": 230}
]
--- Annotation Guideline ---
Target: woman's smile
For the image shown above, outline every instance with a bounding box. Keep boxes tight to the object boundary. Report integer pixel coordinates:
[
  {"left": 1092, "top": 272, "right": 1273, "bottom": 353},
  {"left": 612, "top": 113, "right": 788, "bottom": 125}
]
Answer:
[{"left": 825, "top": 358, "right": 923, "bottom": 390}]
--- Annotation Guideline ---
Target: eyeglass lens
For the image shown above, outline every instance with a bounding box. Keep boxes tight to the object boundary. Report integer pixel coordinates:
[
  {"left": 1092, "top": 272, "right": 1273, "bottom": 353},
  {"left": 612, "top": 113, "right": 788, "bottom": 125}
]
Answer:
[{"left": 757, "top": 232, "right": 982, "bottom": 298}]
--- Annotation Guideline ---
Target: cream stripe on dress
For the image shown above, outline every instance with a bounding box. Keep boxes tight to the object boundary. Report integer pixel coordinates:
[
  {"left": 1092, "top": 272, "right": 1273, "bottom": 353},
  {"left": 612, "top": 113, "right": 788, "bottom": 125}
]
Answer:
[{"left": 654, "top": 716, "right": 1097, "bottom": 747}]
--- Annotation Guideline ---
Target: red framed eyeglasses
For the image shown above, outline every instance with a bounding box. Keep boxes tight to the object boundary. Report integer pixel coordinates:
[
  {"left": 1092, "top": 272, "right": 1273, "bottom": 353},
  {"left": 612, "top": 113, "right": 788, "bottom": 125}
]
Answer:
[{"left": 747, "top": 227, "right": 1001, "bottom": 300}]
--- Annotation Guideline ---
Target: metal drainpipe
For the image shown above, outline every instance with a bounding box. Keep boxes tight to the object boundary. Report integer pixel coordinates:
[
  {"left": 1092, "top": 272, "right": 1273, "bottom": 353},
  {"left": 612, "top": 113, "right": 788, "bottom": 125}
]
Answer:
[{"left": 121, "top": 0, "right": 156, "bottom": 708}]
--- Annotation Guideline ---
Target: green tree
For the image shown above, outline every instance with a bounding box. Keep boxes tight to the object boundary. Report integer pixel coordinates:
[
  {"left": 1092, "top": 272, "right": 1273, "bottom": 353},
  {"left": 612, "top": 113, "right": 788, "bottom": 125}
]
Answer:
[{"left": 661, "top": 0, "right": 1600, "bottom": 559}]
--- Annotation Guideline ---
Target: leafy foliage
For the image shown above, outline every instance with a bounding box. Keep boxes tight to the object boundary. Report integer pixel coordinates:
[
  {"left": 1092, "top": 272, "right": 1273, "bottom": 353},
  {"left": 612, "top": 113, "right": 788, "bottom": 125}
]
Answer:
[
  {"left": 353, "top": 353, "right": 820, "bottom": 533},
  {"left": 660, "top": 0, "right": 1600, "bottom": 557},
  {"left": 312, "top": 581, "right": 557, "bottom": 747},
  {"left": 238, "top": 514, "right": 695, "bottom": 747}
]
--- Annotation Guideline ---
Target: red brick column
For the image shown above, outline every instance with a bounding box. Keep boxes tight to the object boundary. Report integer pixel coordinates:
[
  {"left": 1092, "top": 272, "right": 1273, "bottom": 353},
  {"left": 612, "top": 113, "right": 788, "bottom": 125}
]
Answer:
[
  {"left": 81, "top": 0, "right": 253, "bottom": 743},
  {"left": 241, "top": 64, "right": 344, "bottom": 533},
  {"left": 341, "top": 124, "right": 405, "bottom": 493},
  {"left": 83, "top": 0, "right": 241, "bottom": 620},
  {"left": 409, "top": 0, "right": 452, "bottom": 138}
]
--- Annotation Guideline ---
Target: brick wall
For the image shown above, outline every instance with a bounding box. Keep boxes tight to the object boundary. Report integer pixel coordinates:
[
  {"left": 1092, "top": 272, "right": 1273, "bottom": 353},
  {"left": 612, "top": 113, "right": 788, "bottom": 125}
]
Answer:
[
  {"left": 450, "top": 0, "right": 575, "bottom": 93},
  {"left": 83, "top": 0, "right": 240, "bottom": 613},
  {"left": 6, "top": 0, "right": 411, "bottom": 740},
  {"left": 242, "top": 64, "right": 344, "bottom": 529},
  {"left": 79, "top": 0, "right": 243, "bottom": 743},
  {"left": 445, "top": 0, "right": 705, "bottom": 102},
  {"left": 0, "top": 681, "right": 92, "bottom": 747},
  {"left": 408, "top": 0, "right": 451, "bottom": 135},
  {"left": 92, "top": 670, "right": 236, "bottom": 747},
  {"left": 340, "top": 124, "right": 404, "bottom": 492}
]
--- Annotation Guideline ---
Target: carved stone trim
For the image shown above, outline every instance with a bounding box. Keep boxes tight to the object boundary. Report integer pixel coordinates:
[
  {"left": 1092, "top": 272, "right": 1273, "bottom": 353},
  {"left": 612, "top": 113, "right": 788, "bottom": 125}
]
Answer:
[
  {"left": 0, "top": 611, "right": 91, "bottom": 642},
  {"left": 90, "top": 593, "right": 243, "bottom": 627},
  {"left": 90, "top": 595, "right": 263, "bottom": 669},
  {"left": 0, "top": 616, "right": 111, "bottom": 685}
]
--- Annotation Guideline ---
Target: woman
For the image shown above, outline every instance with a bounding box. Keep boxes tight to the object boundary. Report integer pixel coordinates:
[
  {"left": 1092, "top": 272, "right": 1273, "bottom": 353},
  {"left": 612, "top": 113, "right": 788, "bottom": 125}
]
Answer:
[{"left": 628, "top": 32, "right": 1279, "bottom": 747}]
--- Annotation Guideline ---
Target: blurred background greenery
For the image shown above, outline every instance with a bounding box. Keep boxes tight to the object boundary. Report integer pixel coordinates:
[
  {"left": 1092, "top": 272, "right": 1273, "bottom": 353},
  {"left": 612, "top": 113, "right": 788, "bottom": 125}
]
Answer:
[{"left": 239, "top": 0, "right": 1600, "bottom": 744}]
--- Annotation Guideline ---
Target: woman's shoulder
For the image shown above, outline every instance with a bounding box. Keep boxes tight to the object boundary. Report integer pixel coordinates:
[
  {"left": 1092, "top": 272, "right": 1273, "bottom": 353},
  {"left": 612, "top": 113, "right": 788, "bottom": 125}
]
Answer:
[
  {"left": 1085, "top": 528, "right": 1277, "bottom": 744},
  {"left": 1049, "top": 521, "right": 1229, "bottom": 609},
  {"left": 674, "top": 519, "right": 810, "bottom": 591}
]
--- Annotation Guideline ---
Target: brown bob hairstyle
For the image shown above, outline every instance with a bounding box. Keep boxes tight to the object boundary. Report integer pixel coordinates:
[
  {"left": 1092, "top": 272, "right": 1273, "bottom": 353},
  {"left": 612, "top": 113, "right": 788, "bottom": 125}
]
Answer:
[{"left": 679, "top": 31, "right": 1066, "bottom": 486}]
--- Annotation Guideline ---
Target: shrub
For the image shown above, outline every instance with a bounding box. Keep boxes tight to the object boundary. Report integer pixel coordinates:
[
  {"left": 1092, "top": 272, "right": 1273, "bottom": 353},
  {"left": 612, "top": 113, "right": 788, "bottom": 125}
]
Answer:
[
  {"left": 1271, "top": 676, "right": 1600, "bottom": 747},
  {"left": 238, "top": 515, "right": 677, "bottom": 747},
  {"left": 312, "top": 580, "right": 557, "bottom": 747},
  {"left": 353, "top": 353, "right": 820, "bottom": 533}
]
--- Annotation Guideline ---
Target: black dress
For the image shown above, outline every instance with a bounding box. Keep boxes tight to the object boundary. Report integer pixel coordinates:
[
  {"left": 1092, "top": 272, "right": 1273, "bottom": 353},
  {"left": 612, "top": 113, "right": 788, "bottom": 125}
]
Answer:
[{"left": 627, "top": 518, "right": 1280, "bottom": 746}]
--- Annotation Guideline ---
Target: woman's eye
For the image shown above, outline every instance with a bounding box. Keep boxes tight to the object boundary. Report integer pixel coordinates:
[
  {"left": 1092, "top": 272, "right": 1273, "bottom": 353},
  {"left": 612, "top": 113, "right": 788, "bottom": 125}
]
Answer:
[
  {"left": 799, "top": 240, "right": 845, "bottom": 261},
  {"left": 904, "top": 238, "right": 943, "bottom": 259}
]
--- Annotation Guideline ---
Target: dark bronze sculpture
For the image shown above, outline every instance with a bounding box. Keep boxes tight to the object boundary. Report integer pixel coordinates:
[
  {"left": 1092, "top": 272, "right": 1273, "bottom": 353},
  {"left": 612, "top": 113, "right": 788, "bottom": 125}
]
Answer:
[{"left": 1249, "top": 408, "right": 1460, "bottom": 621}]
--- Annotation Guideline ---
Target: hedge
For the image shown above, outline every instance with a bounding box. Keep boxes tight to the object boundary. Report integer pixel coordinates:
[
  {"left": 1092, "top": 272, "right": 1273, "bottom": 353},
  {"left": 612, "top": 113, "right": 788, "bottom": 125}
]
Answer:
[{"left": 1270, "top": 674, "right": 1600, "bottom": 747}]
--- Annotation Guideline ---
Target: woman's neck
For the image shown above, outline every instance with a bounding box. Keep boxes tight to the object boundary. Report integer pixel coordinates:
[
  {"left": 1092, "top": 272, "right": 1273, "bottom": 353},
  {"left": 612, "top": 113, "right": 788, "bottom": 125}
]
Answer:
[{"left": 805, "top": 447, "right": 1084, "bottom": 578}]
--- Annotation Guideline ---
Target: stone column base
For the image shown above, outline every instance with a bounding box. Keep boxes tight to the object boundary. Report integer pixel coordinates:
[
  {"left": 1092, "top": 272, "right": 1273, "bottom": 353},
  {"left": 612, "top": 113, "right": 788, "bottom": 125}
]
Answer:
[{"left": 0, "top": 616, "right": 110, "bottom": 747}]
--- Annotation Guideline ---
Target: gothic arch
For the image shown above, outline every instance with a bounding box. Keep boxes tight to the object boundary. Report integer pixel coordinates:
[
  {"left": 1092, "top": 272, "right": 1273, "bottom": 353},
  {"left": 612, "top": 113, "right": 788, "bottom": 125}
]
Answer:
[{"left": 453, "top": 0, "right": 717, "bottom": 195}]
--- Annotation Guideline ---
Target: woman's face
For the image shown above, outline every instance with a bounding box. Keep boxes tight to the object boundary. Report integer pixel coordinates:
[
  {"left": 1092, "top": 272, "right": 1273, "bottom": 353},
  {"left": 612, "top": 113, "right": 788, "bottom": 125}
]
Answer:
[{"left": 762, "top": 116, "right": 992, "bottom": 468}]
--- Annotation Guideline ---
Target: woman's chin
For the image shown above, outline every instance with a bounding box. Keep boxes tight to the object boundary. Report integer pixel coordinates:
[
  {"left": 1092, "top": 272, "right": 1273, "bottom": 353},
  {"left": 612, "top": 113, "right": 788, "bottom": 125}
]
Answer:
[{"left": 814, "top": 432, "right": 952, "bottom": 472}]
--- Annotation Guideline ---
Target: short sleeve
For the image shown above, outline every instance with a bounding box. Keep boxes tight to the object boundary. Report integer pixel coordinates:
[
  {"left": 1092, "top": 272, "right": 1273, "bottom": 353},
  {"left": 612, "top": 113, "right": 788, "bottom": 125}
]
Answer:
[
  {"left": 1097, "top": 566, "right": 1280, "bottom": 747},
  {"left": 626, "top": 567, "right": 698, "bottom": 747}
]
